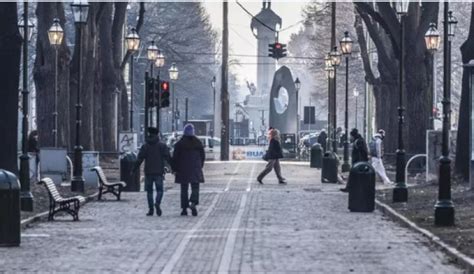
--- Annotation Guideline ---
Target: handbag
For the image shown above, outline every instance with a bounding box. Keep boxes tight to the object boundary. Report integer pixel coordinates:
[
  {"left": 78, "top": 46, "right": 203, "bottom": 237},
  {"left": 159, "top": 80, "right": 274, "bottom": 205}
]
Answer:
[{"left": 262, "top": 151, "right": 269, "bottom": 161}]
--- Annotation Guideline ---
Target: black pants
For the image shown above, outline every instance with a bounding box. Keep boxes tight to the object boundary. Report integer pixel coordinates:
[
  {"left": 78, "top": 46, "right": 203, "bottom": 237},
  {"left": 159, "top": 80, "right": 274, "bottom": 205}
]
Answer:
[{"left": 180, "top": 183, "right": 200, "bottom": 209}]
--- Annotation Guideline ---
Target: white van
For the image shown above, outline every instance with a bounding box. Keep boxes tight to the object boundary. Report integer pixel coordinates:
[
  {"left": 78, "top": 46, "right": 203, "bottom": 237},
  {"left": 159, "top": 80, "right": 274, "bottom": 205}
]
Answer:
[{"left": 197, "top": 136, "right": 221, "bottom": 160}]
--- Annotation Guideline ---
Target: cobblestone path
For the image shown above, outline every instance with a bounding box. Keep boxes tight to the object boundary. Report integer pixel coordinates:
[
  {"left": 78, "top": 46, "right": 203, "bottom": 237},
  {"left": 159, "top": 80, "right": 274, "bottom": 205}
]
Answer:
[{"left": 0, "top": 162, "right": 461, "bottom": 273}]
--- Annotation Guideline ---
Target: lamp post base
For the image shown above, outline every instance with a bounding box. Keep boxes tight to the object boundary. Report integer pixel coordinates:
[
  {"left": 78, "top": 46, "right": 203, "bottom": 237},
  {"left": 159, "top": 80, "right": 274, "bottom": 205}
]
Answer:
[
  {"left": 71, "top": 177, "right": 85, "bottom": 193},
  {"left": 392, "top": 186, "right": 408, "bottom": 203},
  {"left": 434, "top": 200, "right": 455, "bottom": 226},
  {"left": 341, "top": 141, "right": 350, "bottom": 172},
  {"left": 20, "top": 191, "right": 33, "bottom": 212}
]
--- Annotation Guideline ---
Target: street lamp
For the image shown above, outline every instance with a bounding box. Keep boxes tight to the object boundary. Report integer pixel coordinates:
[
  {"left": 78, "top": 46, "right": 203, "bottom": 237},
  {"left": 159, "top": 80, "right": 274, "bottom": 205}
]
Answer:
[
  {"left": 169, "top": 63, "right": 178, "bottom": 132},
  {"left": 70, "top": 0, "right": 89, "bottom": 193},
  {"left": 329, "top": 46, "right": 341, "bottom": 153},
  {"left": 211, "top": 76, "right": 216, "bottom": 138},
  {"left": 425, "top": 23, "right": 440, "bottom": 53},
  {"left": 48, "top": 18, "right": 64, "bottom": 147},
  {"left": 125, "top": 27, "right": 140, "bottom": 132},
  {"left": 392, "top": 0, "right": 408, "bottom": 202},
  {"left": 155, "top": 50, "right": 165, "bottom": 132},
  {"left": 340, "top": 31, "right": 353, "bottom": 172},
  {"left": 18, "top": 15, "right": 34, "bottom": 42},
  {"left": 294, "top": 77, "right": 301, "bottom": 148},
  {"left": 434, "top": 5, "right": 457, "bottom": 226},
  {"left": 146, "top": 41, "right": 158, "bottom": 129},
  {"left": 18, "top": 4, "right": 35, "bottom": 211}
]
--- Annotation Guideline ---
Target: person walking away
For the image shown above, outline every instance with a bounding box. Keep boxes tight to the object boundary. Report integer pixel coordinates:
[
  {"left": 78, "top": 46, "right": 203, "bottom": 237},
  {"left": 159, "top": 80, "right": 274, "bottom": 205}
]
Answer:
[
  {"left": 369, "top": 129, "right": 392, "bottom": 185},
  {"left": 257, "top": 128, "right": 287, "bottom": 184},
  {"left": 133, "top": 127, "right": 171, "bottom": 216},
  {"left": 317, "top": 130, "right": 327, "bottom": 152},
  {"left": 171, "top": 124, "right": 205, "bottom": 216},
  {"left": 340, "top": 128, "right": 369, "bottom": 192}
]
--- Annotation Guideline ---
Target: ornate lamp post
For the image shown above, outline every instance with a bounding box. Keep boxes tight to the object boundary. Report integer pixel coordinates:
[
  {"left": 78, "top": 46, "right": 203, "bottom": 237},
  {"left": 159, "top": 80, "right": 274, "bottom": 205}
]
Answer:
[
  {"left": 70, "top": 0, "right": 89, "bottom": 193},
  {"left": 325, "top": 54, "right": 334, "bottom": 152},
  {"left": 125, "top": 28, "right": 140, "bottom": 132},
  {"left": 146, "top": 41, "right": 158, "bottom": 129},
  {"left": 329, "top": 46, "right": 341, "bottom": 153},
  {"left": 340, "top": 31, "right": 353, "bottom": 172},
  {"left": 155, "top": 50, "right": 165, "bottom": 132},
  {"left": 48, "top": 18, "right": 64, "bottom": 147},
  {"left": 294, "top": 77, "right": 301, "bottom": 147},
  {"left": 18, "top": 4, "right": 35, "bottom": 211},
  {"left": 392, "top": 0, "right": 409, "bottom": 203},
  {"left": 211, "top": 76, "right": 216, "bottom": 138},
  {"left": 434, "top": 6, "right": 457, "bottom": 226},
  {"left": 425, "top": 23, "right": 440, "bottom": 126},
  {"left": 169, "top": 63, "right": 179, "bottom": 132}
]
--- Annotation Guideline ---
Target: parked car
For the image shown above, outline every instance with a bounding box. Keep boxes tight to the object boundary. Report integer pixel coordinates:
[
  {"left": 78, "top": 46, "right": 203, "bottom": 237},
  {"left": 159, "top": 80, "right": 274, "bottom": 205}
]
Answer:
[{"left": 197, "top": 136, "right": 221, "bottom": 160}]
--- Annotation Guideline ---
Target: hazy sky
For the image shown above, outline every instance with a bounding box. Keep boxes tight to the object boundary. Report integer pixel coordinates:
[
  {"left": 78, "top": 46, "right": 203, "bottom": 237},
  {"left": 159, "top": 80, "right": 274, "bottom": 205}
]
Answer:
[{"left": 203, "top": 2, "right": 308, "bottom": 86}]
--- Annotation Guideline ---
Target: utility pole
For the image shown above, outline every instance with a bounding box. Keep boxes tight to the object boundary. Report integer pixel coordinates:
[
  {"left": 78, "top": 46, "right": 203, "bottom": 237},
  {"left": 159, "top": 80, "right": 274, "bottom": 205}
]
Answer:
[{"left": 220, "top": 1, "right": 230, "bottom": 161}]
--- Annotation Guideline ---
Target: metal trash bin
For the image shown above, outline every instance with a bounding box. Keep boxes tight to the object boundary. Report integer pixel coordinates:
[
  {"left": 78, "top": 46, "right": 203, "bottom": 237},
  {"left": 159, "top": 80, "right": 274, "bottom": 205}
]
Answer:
[
  {"left": 310, "top": 144, "right": 323, "bottom": 168},
  {"left": 321, "top": 151, "right": 338, "bottom": 183},
  {"left": 0, "top": 169, "right": 20, "bottom": 246},
  {"left": 348, "top": 162, "right": 376, "bottom": 212},
  {"left": 120, "top": 152, "right": 140, "bottom": 192}
]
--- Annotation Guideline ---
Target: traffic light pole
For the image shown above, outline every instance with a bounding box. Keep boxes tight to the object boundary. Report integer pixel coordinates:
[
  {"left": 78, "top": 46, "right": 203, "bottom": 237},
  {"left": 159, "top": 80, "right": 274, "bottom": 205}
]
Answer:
[{"left": 156, "top": 73, "right": 161, "bottom": 133}]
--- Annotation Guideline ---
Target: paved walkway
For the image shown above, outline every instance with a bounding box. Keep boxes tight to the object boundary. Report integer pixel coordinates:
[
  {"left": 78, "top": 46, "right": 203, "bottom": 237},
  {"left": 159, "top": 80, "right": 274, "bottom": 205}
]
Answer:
[{"left": 0, "top": 162, "right": 461, "bottom": 273}]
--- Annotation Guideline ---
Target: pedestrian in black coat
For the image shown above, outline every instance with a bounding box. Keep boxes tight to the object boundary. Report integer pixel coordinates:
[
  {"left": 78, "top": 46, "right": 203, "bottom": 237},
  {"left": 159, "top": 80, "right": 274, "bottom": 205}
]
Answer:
[
  {"left": 257, "top": 128, "right": 287, "bottom": 184},
  {"left": 171, "top": 124, "right": 205, "bottom": 216},
  {"left": 340, "top": 128, "right": 369, "bottom": 192},
  {"left": 317, "top": 130, "right": 327, "bottom": 152},
  {"left": 133, "top": 127, "right": 171, "bottom": 216}
]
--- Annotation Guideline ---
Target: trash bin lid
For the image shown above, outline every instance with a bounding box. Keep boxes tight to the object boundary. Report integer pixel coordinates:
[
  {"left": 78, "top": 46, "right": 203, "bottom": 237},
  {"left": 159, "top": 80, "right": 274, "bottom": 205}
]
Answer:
[
  {"left": 121, "top": 152, "right": 137, "bottom": 160},
  {"left": 0, "top": 169, "right": 20, "bottom": 190},
  {"left": 351, "top": 162, "right": 375, "bottom": 174}
]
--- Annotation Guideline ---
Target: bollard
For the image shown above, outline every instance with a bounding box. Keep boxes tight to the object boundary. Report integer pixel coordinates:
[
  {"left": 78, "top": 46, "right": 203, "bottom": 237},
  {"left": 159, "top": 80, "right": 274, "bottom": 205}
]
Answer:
[
  {"left": 348, "top": 162, "right": 376, "bottom": 212},
  {"left": 310, "top": 144, "right": 323, "bottom": 168},
  {"left": 120, "top": 152, "right": 141, "bottom": 192},
  {"left": 321, "top": 151, "right": 339, "bottom": 183},
  {"left": 0, "top": 169, "right": 21, "bottom": 247}
]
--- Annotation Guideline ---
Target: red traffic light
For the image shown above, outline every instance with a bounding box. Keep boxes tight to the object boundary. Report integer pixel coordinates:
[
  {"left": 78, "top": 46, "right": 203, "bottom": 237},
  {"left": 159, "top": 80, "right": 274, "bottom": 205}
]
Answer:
[
  {"left": 275, "top": 43, "right": 282, "bottom": 49},
  {"left": 161, "top": 81, "right": 169, "bottom": 91}
]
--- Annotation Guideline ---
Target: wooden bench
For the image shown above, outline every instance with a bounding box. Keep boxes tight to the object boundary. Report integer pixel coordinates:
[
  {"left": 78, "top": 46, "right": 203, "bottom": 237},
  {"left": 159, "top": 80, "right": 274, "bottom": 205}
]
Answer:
[
  {"left": 91, "top": 166, "right": 126, "bottom": 201},
  {"left": 38, "top": 178, "right": 85, "bottom": 221}
]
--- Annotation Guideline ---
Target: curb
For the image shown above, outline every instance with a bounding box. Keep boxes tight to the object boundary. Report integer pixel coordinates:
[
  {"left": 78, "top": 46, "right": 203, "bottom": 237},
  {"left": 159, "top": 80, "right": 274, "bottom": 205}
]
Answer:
[
  {"left": 21, "top": 192, "right": 99, "bottom": 229},
  {"left": 375, "top": 199, "right": 474, "bottom": 272}
]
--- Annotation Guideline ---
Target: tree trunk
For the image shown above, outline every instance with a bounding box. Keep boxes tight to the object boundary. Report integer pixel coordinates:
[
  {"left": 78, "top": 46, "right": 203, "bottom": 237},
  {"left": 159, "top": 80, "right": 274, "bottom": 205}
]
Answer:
[
  {"left": 455, "top": 3, "right": 474, "bottom": 182},
  {"left": 34, "top": 2, "right": 71, "bottom": 149},
  {"left": 0, "top": 3, "right": 21, "bottom": 173}
]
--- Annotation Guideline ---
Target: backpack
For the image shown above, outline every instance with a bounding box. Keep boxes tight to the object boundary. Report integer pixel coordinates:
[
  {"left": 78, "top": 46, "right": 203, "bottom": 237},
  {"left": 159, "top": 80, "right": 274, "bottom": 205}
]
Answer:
[{"left": 369, "top": 137, "right": 378, "bottom": 157}]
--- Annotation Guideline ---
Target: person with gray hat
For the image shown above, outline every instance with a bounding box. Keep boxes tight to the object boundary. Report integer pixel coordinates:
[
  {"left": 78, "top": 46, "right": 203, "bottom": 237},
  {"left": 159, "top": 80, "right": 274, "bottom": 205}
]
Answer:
[
  {"left": 171, "top": 124, "right": 205, "bottom": 216},
  {"left": 133, "top": 127, "right": 171, "bottom": 216}
]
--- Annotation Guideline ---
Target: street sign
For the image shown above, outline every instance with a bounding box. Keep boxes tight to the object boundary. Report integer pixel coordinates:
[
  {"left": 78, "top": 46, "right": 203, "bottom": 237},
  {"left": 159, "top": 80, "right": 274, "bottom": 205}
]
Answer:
[{"left": 304, "top": 106, "right": 315, "bottom": 124}]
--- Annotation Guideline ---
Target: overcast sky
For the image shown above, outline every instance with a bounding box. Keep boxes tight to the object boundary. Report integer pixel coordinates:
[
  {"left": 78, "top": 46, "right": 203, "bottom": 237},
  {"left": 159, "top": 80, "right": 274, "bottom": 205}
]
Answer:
[{"left": 203, "top": 2, "right": 308, "bottom": 87}]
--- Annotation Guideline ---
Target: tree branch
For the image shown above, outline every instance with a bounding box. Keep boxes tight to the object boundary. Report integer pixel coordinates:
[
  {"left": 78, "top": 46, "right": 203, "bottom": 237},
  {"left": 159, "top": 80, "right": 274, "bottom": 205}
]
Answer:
[
  {"left": 120, "top": 2, "right": 145, "bottom": 70},
  {"left": 354, "top": 13, "right": 376, "bottom": 85}
]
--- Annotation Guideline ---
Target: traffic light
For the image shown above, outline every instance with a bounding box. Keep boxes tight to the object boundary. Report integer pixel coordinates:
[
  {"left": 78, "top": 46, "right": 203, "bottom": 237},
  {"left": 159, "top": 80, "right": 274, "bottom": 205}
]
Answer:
[
  {"left": 268, "top": 42, "right": 287, "bottom": 60},
  {"left": 160, "top": 80, "right": 170, "bottom": 108},
  {"left": 268, "top": 43, "right": 276, "bottom": 58},
  {"left": 146, "top": 77, "right": 156, "bottom": 108}
]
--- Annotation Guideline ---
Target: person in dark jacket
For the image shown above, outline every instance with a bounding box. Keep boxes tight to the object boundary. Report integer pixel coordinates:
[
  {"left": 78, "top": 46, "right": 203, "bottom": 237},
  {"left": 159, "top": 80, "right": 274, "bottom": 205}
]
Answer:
[
  {"left": 257, "top": 128, "right": 286, "bottom": 184},
  {"left": 317, "top": 130, "right": 328, "bottom": 152},
  {"left": 133, "top": 127, "right": 171, "bottom": 216},
  {"left": 171, "top": 124, "right": 205, "bottom": 216},
  {"left": 340, "top": 128, "right": 369, "bottom": 192},
  {"left": 350, "top": 128, "right": 369, "bottom": 164}
]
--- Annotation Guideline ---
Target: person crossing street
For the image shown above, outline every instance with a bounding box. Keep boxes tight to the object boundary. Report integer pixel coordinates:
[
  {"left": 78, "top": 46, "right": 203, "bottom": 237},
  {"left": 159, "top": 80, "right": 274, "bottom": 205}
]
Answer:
[
  {"left": 133, "top": 127, "right": 171, "bottom": 217},
  {"left": 369, "top": 129, "right": 393, "bottom": 185},
  {"left": 257, "top": 128, "right": 287, "bottom": 184}
]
